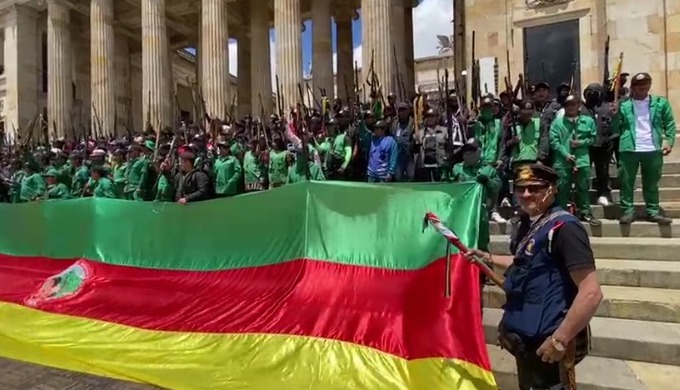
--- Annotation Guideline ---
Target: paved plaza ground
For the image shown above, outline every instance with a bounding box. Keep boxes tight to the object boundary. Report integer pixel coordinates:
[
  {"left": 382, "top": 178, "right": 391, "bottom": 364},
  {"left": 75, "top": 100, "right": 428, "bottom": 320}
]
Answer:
[{"left": 0, "top": 357, "right": 154, "bottom": 390}]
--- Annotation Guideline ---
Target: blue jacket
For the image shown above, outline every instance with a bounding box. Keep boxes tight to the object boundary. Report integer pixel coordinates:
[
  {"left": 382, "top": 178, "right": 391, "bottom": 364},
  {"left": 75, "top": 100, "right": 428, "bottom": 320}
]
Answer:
[
  {"left": 502, "top": 207, "right": 580, "bottom": 340},
  {"left": 367, "top": 135, "right": 398, "bottom": 179}
]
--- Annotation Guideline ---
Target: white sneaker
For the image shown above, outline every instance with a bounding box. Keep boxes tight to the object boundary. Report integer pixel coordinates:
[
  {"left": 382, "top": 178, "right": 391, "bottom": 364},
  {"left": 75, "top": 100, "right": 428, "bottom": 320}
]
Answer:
[
  {"left": 491, "top": 211, "right": 507, "bottom": 223},
  {"left": 500, "top": 197, "right": 511, "bottom": 207},
  {"left": 597, "top": 196, "right": 610, "bottom": 207}
]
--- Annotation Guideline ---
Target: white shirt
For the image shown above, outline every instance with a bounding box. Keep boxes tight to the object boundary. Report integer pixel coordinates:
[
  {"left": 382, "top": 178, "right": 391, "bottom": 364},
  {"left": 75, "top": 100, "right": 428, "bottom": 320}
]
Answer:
[{"left": 633, "top": 96, "right": 655, "bottom": 152}]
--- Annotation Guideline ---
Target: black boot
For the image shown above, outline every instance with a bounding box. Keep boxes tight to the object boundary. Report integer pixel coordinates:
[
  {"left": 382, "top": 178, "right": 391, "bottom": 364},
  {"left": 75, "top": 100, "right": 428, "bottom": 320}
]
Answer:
[
  {"left": 619, "top": 213, "right": 635, "bottom": 225},
  {"left": 646, "top": 214, "right": 672, "bottom": 226}
]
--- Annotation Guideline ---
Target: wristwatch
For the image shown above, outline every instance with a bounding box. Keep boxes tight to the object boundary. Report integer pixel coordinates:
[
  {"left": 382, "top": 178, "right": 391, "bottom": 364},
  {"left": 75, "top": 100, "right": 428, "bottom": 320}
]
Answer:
[{"left": 550, "top": 336, "right": 566, "bottom": 353}]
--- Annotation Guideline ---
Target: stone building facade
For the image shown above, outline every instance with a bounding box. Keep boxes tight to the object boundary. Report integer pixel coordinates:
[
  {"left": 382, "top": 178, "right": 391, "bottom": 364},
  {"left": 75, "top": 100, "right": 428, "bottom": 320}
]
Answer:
[
  {"left": 0, "top": 0, "right": 420, "bottom": 142},
  {"left": 464, "top": 0, "right": 680, "bottom": 121}
]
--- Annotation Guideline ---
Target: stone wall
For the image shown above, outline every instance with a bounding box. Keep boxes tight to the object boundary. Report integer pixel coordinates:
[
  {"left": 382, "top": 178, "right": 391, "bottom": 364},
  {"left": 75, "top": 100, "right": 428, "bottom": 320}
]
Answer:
[{"left": 465, "top": 0, "right": 680, "bottom": 123}]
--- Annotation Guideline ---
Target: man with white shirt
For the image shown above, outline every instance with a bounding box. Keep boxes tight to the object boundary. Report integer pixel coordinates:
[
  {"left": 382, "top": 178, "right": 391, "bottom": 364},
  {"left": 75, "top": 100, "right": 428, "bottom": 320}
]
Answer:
[{"left": 611, "top": 73, "right": 676, "bottom": 225}]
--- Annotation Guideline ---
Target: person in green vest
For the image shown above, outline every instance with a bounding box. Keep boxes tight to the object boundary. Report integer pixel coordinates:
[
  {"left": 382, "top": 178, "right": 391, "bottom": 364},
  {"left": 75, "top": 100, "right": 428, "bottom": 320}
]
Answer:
[
  {"left": 473, "top": 95, "right": 502, "bottom": 167},
  {"left": 20, "top": 161, "right": 45, "bottom": 202},
  {"left": 213, "top": 140, "right": 243, "bottom": 197},
  {"left": 123, "top": 145, "right": 150, "bottom": 201},
  {"left": 268, "top": 137, "right": 290, "bottom": 189},
  {"left": 53, "top": 151, "right": 72, "bottom": 188},
  {"left": 446, "top": 138, "right": 501, "bottom": 213},
  {"left": 331, "top": 119, "right": 353, "bottom": 180},
  {"left": 69, "top": 152, "right": 90, "bottom": 198},
  {"left": 89, "top": 166, "right": 117, "bottom": 199},
  {"left": 505, "top": 101, "right": 541, "bottom": 167},
  {"left": 111, "top": 149, "right": 127, "bottom": 198},
  {"left": 611, "top": 72, "right": 676, "bottom": 225},
  {"left": 313, "top": 119, "right": 336, "bottom": 173},
  {"left": 286, "top": 148, "right": 325, "bottom": 184},
  {"left": 549, "top": 94, "right": 600, "bottom": 226},
  {"left": 41, "top": 169, "right": 71, "bottom": 200},
  {"left": 9, "top": 159, "right": 25, "bottom": 203},
  {"left": 243, "top": 138, "right": 266, "bottom": 192}
]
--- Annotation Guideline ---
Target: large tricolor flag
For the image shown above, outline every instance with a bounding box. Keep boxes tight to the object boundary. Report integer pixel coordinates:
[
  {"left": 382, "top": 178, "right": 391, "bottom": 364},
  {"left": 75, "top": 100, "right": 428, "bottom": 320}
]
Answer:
[{"left": 0, "top": 181, "right": 496, "bottom": 390}]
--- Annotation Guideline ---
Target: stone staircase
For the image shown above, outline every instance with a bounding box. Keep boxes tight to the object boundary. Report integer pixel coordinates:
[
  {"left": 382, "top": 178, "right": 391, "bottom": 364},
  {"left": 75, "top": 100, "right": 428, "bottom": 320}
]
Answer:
[{"left": 484, "top": 161, "right": 680, "bottom": 390}]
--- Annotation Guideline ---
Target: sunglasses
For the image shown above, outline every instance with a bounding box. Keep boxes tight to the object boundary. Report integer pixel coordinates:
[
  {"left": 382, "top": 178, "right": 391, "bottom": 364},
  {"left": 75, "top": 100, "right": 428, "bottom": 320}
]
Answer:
[{"left": 514, "top": 184, "right": 549, "bottom": 194}]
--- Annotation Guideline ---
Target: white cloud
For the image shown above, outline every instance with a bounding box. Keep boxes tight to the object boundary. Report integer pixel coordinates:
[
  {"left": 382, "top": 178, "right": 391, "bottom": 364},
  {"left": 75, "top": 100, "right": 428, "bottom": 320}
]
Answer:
[{"left": 412, "top": 0, "right": 454, "bottom": 59}]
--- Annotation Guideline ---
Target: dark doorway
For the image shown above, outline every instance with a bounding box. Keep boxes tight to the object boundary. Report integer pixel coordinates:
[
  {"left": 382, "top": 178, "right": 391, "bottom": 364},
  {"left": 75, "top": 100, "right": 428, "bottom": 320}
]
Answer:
[{"left": 524, "top": 19, "right": 581, "bottom": 98}]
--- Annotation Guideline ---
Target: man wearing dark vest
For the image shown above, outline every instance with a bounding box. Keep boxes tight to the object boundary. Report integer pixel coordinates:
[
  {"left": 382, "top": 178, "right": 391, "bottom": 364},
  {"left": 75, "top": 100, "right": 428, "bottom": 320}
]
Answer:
[
  {"left": 466, "top": 164, "right": 603, "bottom": 390},
  {"left": 611, "top": 72, "right": 675, "bottom": 225}
]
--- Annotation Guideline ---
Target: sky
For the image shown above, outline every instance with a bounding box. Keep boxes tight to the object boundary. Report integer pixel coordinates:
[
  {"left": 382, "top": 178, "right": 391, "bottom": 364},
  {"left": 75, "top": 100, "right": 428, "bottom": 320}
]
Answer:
[{"left": 204, "top": 0, "right": 454, "bottom": 80}]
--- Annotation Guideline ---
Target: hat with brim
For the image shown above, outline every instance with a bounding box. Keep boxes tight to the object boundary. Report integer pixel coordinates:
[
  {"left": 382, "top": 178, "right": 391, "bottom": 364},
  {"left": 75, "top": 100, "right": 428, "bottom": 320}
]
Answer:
[
  {"left": 535, "top": 82, "right": 550, "bottom": 91},
  {"left": 631, "top": 72, "right": 652, "bottom": 85},
  {"left": 514, "top": 163, "right": 558, "bottom": 186}
]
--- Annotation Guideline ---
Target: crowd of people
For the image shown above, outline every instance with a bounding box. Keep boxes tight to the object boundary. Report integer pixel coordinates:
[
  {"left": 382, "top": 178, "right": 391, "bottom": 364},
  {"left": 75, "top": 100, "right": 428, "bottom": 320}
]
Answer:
[{"left": 0, "top": 71, "right": 675, "bottom": 225}]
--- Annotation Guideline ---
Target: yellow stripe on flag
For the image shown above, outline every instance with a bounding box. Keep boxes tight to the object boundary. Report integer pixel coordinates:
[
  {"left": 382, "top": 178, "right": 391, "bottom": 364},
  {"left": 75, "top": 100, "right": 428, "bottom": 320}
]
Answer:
[{"left": 0, "top": 303, "right": 497, "bottom": 390}]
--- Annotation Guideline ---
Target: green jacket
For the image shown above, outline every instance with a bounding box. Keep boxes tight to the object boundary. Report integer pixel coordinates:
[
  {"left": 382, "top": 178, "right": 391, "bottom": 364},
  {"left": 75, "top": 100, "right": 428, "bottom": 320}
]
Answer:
[
  {"left": 70, "top": 165, "right": 90, "bottom": 198},
  {"left": 473, "top": 118, "right": 502, "bottom": 165},
  {"left": 124, "top": 156, "right": 149, "bottom": 195},
  {"left": 20, "top": 172, "right": 45, "bottom": 202},
  {"left": 44, "top": 183, "right": 71, "bottom": 200},
  {"left": 214, "top": 155, "right": 242, "bottom": 196},
  {"left": 93, "top": 177, "right": 117, "bottom": 199},
  {"left": 611, "top": 95, "right": 676, "bottom": 152},
  {"left": 287, "top": 159, "right": 326, "bottom": 184},
  {"left": 511, "top": 118, "right": 541, "bottom": 163},
  {"left": 447, "top": 162, "right": 501, "bottom": 194},
  {"left": 549, "top": 114, "right": 595, "bottom": 169},
  {"left": 243, "top": 151, "right": 265, "bottom": 185}
]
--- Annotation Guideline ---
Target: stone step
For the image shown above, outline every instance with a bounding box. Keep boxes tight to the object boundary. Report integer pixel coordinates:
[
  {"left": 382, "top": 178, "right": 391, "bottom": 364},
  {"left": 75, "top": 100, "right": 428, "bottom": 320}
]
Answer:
[
  {"left": 596, "top": 188, "right": 680, "bottom": 203},
  {"left": 487, "top": 343, "right": 680, "bottom": 390},
  {"left": 497, "top": 202, "right": 680, "bottom": 220},
  {"left": 489, "top": 235, "right": 680, "bottom": 261},
  {"left": 483, "top": 308, "right": 680, "bottom": 366},
  {"left": 596, "top": 161, "right": 680, "bottom": 176},
  {"left": 489, "top": 219, "right": 680, "bottom": 238},
  {"left": 596, "top": 259, "right": 680, "bottom": 289},
  {"left": 592, "top": 174, "right": 680, "bottom": 189},
  {"left": 488, "top": 259, "right": 680, "bottom": 289},
  {"left": 483, "top": 285, "right": 680, "bottom": 323}
]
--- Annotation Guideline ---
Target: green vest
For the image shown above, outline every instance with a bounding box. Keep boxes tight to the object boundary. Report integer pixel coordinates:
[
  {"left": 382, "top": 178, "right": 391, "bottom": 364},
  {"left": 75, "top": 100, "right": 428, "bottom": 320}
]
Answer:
[{"left": 549, "top": 114, "right": 596, "bottom": 169}]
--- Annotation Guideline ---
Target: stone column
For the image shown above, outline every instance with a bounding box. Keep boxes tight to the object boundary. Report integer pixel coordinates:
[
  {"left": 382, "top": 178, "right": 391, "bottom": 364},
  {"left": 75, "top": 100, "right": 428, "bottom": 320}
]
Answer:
[
  {"left": 404, "top": 4, "right": 415, "bottom": 97},
  {"left": 275, "top": 0, "right": 302, "bottom": 109},
  {"left": 250, "top": 2, "right": 272, "bottom": 115},
  {"left": 142, "top": 0, "right": 171, "bottom": 131},
  {"left": 201, "top": 0, "right": 229, "bottom": 120},
  {"left": 237, "top": 28, "right": 252, "bottom": 118},
  {"left": 115, "top": 33, "right": 132, "bottom": 135},
  {"left": 3, "top": 5, "right": 38, "bottom": 142},
  {"left": 91, "top": 0, "right": 116, "bottom": 137},
  {"left": 361, "top": 0, "right": 394, "bottom": 97},
  {"left": 312, "top": 0, "right": 333, "bottom": 97},
  {"left": 335, "top": 6, "right": 354, "bottom": 103},
  {"left": 391, "top": 1, "right": 405, "bottom": 101},
  {"left": 47, "top": 0, "right": 73, "bottom": 140}
]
